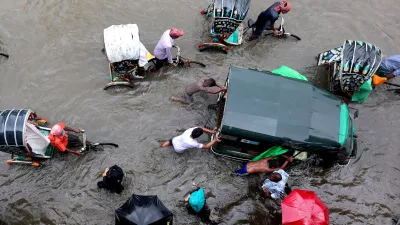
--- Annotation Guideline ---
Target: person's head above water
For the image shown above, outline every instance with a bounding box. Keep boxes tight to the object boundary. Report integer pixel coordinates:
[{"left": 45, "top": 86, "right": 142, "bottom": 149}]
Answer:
[
  {"left": 203, "top": 78, "right": 216, "bottom": 87},
  {"left": 269, "top": 172, "right": 282, "bottom": 182},
  {"left": 275, "top": 0, "right": 291, "bottom": 14},
  {"left": 191, "top": 128, "right": 204, "bottom": 139},
  {"left": 169, "top": 28, "right": 184, "bottom": 39}
]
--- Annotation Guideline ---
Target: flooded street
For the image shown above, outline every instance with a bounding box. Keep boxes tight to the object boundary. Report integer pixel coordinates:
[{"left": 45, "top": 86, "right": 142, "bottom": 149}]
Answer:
[{"left": 1, "top": 0, "right": 400, "bottom": 224}]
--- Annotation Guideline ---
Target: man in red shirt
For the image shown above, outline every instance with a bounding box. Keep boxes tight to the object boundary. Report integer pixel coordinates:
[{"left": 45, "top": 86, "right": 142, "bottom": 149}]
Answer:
[{"left": 48, "top": 122, "right": 83, "bottom": 155}]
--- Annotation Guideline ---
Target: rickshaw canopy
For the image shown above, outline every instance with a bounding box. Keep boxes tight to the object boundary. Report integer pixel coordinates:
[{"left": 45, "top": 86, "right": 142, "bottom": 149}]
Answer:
[
  {"left": 104, "top": 24, "right": 150, "bottom": 65},
  {"left": 317, "top": 40, "right": 383, "bottom": 92},
  {"left": 0, "top": 109, "right": 31, "bottom": 147},
  {"left": 0, "top": 109, "right": 51, "bottom": 157},
  {"left": 212, "top": 0, "right": 251, "bottom": 35}
]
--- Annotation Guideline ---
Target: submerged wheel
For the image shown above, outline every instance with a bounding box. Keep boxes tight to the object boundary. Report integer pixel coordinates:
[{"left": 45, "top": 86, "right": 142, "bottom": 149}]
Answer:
[
  {"left": 198, "top": 43, "right": 229, "bottom": 54},
  {"left": 0, "top": 53, "right": 9, "bottom": 58},
  {"left": 265, "top": 33, "right": 301, "bottom": 41},
  {"left": 103, "top": 81, "right": 135, "bottom": 92},
  {"left": 288, "top": 34, "right": 301, "bottom": 41},
  {"left": 187, "top": 61, "right": 206, "bottom": 68}
]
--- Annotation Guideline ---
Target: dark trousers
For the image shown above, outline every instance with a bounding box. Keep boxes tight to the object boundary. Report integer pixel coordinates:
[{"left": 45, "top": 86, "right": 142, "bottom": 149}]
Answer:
[
  {"left": 154, "top": 58, "right": 168, "bottom": 69},
  {"left": 67, "top": 134, "right": 82, "bottom": 148}
]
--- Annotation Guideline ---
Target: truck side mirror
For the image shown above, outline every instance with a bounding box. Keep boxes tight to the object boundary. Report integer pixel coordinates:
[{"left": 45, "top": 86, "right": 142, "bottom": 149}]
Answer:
[{"left": 353, "top": 110, "right": 359, "bottom": 119}]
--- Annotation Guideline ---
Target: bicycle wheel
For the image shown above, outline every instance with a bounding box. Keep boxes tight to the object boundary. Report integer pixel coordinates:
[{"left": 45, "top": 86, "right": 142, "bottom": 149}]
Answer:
[
  {"left": 187, "top": 61, "right": 206, "bottom": 68},
  {"left": 287, "top": 34, "right": 301, "bottom": 41},
  {"left": 0, "top": 53, "right": 9, "bottom": 58},
  {"left": 85, "top": 141, "right": 118, "bottom": 152}
]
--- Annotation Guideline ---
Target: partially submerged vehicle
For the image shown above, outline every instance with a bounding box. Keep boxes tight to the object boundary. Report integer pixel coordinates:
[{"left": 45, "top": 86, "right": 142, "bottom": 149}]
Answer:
[
  {"left": 103, "top": 24, "right": 205, "bottom": 90},
  {"left": 198, "top": 0, "right": 251, "bottom": 53},
  {"left": 0, "top": 109, "right": 118, "bottom": 166},
  {"left": 316, "top": 40, "right": 383, "bottom": 103},
  {"left": 209, "top": 66, "right": 357, "bottom": 164}
]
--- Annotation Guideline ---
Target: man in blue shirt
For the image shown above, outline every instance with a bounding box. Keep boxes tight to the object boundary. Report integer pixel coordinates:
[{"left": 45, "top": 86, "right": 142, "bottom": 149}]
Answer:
[
  {"left": 249, "top": 1, "right": 292, "bottom": 41},
  {"left": 377, "top": 55, "right": 400, "bottom": 80}
]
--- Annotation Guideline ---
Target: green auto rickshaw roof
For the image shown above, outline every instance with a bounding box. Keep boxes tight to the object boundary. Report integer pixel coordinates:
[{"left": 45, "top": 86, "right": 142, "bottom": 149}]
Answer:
[{"left": 221, "top": 66, "right": 342, "bottom": 147}]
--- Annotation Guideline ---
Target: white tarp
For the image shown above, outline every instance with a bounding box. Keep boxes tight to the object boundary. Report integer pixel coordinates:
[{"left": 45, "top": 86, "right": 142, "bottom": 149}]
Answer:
[
  {"left": 104, "top": 24, "right": 149, "bottom": 65},
  {"left": 25, "top": 123, "right": 50, "bottom": 156}
]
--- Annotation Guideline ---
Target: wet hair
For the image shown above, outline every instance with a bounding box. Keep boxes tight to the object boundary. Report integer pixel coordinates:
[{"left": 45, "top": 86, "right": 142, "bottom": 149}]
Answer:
[
  {"left": 97, "top": 165, "right": 125, "bottom": 194},
  {"left": 206, "top": 78, "right": 216, "bottom": 87},
  {"left": 191, "top": 128, "right": 204, "bottom": 139},
  {"left": 270, "top": 173, "right": 282, "bottom": 182}
]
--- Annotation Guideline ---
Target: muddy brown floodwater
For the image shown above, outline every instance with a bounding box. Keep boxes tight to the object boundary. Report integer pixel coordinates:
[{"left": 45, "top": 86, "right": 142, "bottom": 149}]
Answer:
[{"left": 1, "top": 0, "right": 400, "bottom": 224}]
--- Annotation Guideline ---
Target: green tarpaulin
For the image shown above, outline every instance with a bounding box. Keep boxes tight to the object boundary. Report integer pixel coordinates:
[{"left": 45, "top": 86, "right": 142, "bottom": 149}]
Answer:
[
  {"left": 252, "top": 146, "right": 289, "bottom": 162},
  {"left": 351, "top": 78, "right": 373, "bottom": 103},
  {"left": 272, "top": 65, "right": 308, "bottom": 81}
]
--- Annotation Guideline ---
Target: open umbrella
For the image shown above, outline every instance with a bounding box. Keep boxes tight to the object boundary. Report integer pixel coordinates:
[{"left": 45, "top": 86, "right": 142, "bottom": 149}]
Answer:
[
  {"left": 281, "top": 189, "right": 329, "bottom": 225},
  {"left": 115, "top": 194, "right": 173, "bottom": 225}
]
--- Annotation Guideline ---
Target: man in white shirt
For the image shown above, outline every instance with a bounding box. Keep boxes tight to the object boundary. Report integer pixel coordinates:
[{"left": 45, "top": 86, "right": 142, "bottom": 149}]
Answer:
[
  {"left": 153, "top": 28, "right": 184, "bottom": 69},
  {"left": 162, "top": 127, "right": 220, "bottom": 153},
  {"left": 262, "top": 169, "right": 290, "bottom": 199}
]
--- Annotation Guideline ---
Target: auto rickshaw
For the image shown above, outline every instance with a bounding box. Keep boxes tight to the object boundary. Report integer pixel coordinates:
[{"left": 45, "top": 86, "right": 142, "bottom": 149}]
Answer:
[{"left": 207, "top": 66, "right": 358, "bottom": 165}]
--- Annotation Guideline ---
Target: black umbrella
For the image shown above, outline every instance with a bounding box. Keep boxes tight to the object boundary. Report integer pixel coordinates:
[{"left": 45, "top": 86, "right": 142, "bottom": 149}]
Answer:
[{"left": 115, "top": 194, "right": 173, "bottom": 225}]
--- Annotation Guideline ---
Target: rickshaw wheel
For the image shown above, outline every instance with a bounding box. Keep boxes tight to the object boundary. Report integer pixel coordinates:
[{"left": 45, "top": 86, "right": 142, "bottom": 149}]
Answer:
[
  {"left": 103, "top": 81, "right": 135, "bottom": 91},
  {"left": 198, "top": 43, "right": 229, "bottom": 54}
]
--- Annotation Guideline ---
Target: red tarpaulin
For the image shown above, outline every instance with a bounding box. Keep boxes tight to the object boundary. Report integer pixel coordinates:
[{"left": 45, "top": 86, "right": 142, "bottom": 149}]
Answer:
[{"left": 281, "top": 189, "right": 329, "bottom": 225}]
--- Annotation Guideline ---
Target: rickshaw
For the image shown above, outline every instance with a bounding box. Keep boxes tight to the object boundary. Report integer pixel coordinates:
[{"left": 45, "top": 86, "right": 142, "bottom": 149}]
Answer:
[
  {"left": 0, "top": 109, "right": 118, "bottom": 166},
  {"left": 197, "top": 0, "right": 251, "bottom": 54},
  {"left": 103, "top": 24, "right": 205, "bottom": 90},
  {"left": 316, "top": 40, "right": 383, "bottom": 103},
  {"left": 206, "top": 66, "right": 358, "bottom": 165}
]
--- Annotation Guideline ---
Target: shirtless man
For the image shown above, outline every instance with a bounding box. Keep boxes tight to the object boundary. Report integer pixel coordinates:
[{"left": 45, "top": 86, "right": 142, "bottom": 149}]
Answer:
[
  {"left": 171, "top": 78, "right": 226, "bottom": 104},
  {"left": 234, "top": 155, "right": 293, "bottom": 175}
]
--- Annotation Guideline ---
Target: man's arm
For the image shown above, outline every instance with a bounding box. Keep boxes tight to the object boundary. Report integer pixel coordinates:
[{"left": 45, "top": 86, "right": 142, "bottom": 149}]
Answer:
[
  {"left": 270, "top": 21, "right": 277, "bottom": 34},
  {"left": 262, "top": 186, "right": 271, "bottom": 197},
  {"left": 65, "top": 148, "right": 81, "bottom": 156},
  {"left": 280, "top": 156, "right": 293, "bottom": 169},
  {"left": 166, "top": 47, "right": 173, "bottom": 64},
  {"left": 216, "top": 83, "right": 224, "bottom": 89},
  {"left": 201, "top": 127, "right": 216, "bottom": 134},
  {"left": 207, "top": 87, "right": 227, "bottom": 94},
  {"left": 386, "top": 73, "right": 396, "bottom": 80},
  {"left": 64, "top": 126, "right": 80, "bottom": 133},
  {"left": 202, "top": 136, "right": 221, "bottom": 149}
]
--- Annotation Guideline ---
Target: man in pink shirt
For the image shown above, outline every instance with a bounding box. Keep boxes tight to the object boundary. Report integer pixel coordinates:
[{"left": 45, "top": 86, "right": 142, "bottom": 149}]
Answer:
[{"left": 153, "top": 28, "right": 184, "bottom": 69}]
